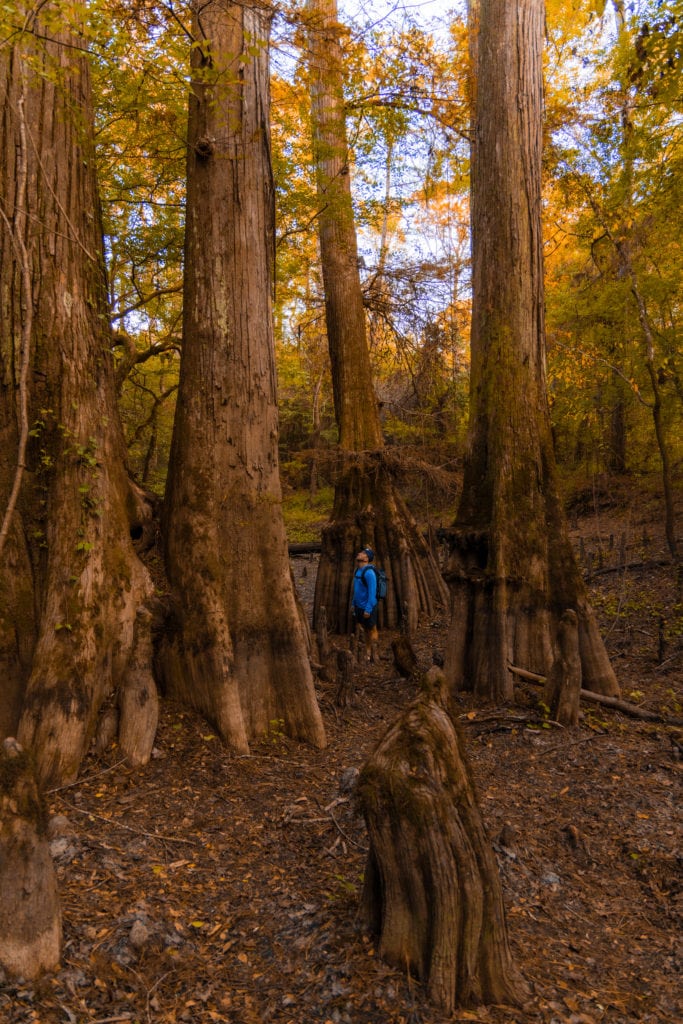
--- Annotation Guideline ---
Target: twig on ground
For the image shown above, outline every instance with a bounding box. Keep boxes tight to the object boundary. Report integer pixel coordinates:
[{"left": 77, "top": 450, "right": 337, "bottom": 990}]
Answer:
[
  {"left": 327, "top": 806, "right": 366, "bottom": 850},
  {"left": 58, "top": 798, "right": 195, "bottom": 845},
  {"left": 655, "top": 648, "right": 683, "bottom": 672},
  {"left": 539, "top": 732, "right": 610, "bottom": 757},
  {"left": 47, "top": 760, "right": 129, "bottom": 794}
]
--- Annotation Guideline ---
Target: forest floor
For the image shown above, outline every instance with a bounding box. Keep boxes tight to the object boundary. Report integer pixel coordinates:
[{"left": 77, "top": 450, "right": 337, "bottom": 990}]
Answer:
[{"left": 1, "top": 478, "right": 681, "bottom": 1024}]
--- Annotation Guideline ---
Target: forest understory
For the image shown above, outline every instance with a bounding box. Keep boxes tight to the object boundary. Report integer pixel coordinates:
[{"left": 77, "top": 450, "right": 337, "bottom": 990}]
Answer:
[{"left": 1, "top": 479, "right": 680, "bottom": 1024}]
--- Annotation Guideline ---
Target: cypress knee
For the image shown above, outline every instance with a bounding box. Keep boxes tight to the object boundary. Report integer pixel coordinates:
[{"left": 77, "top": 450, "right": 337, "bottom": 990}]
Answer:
[
  {"left": 357, "top": 677, "right": 528, "bottom": 1012},
  {"left": 544, "top": 609, "right": 582, "bottom": 726}
]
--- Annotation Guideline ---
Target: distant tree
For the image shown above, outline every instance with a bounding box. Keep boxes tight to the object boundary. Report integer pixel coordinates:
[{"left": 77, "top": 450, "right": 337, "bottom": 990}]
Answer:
[
  {"left": 160, "top": 0, "right": 326, "bottom": 753},
  {"left": 547, "top": 0, "right": 680, "bottom": 560},
  {"left": 305, "top": 0, "right": 448, "bottom": 634},
  {"left": 0, "top": 2, "right": 156, "bottom": 785},
  {"left": 93, "top": 3, "right": 186, "bottom": 491},
  {"left": 444, "top": 0, "right": 619, "bottom": 699}
]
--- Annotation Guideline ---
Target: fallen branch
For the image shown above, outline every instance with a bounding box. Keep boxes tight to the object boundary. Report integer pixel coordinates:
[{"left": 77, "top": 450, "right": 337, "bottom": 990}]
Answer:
[
  {"left": 47, "top": 759, "right": 128, "bottom": 794},
  {"left": 508, "top": 663, "right": 683, "bottom": 726},
  {"left": 585, "top": 558, "right": 672, "bottom": 579},
  {"left": 0, "top": 89, "right": 33, "bottom": 562},
  {"left": 288, "top": 541, "right": 322, "bottom": 555},
  {"left": 58, "top": 799, "right": 195, "bottom": 845}
]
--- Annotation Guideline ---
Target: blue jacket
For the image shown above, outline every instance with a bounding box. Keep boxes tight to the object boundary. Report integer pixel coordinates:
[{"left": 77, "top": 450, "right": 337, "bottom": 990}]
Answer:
[{"left": 353, "top": 565, "right": 378, "bottom": 614}]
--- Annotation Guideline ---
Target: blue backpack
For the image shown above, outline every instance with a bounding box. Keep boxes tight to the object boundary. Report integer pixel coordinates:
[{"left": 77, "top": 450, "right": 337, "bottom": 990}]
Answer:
[{"left": 362, "top": 564, "right": 388, "bottom": 601}]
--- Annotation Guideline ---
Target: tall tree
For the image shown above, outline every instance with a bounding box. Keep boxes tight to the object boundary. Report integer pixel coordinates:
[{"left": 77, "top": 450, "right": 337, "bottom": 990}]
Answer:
[
  {"left": 0, "top": 2, "right": 156, "bottom": 786},
  {"left": 444, "top": 0, "right": 619, "bottom": 700},
  {"left": 160, "top": 0, "right": 325, "bottom": 754},
  {"left": 305, "top": 0, "right": 448, "bottom": 634}
]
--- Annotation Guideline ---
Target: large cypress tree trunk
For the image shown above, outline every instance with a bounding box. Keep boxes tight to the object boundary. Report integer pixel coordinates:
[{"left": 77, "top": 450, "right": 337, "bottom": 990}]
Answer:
[
  {"left": 160, "top": 0, "right": 325, "bottom": 754},
  {"left": 305, "top": 0, "right": 448, "bottom": 634},
  {"left": 444, "top": 0, "right": 619, "bottom": 700},
  {"left": 0, "top": 5, "right": 156, "bottom": 786}
]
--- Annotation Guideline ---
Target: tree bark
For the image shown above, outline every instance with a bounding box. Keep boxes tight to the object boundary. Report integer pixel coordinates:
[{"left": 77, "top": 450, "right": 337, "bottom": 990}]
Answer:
[
  {"left": 0, "top": 5, "right": 156, "bottom": 786},
  {"left": 305, "top": 0, "right": 448, "bottom": 634},
  {"left": 357, "top": 675, "right": 528, "bottom": 1012},
  {"left": 160, "top": 0, "right": 325, "bottom": 753},
  {"left": 444, "top": 0, "right": 619, "bottom": 701},
  {"left": 0, "top": 739, "right": 61, "bottom": 978}
]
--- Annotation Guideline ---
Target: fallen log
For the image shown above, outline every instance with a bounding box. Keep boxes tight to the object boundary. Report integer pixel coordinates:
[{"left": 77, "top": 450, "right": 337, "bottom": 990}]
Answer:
[
  {"left": 586, "top": 558, "right": 672, "bottom": 579},
  {"left": 288, "top": 541, "right": 322, "bottom": 555},
  {"left": 508, "top": 664, "right": 683, "bottom": 726}
]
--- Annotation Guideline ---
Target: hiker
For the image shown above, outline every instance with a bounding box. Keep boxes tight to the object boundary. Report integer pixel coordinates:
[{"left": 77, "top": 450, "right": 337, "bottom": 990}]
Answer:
[{"left": 352, "top": 547, "right": 379, "bottom": 662}]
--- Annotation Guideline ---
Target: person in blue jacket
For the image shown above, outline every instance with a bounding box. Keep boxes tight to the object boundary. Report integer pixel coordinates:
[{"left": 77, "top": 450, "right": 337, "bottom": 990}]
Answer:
[{"left": 352, "top": 547, "right": 379, "bottom": 662}]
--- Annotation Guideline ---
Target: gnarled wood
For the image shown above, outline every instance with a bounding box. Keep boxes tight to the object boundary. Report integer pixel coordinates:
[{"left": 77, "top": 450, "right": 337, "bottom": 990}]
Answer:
[{"left": 357, "top": 676, "right": 528, "bottom": 1012}]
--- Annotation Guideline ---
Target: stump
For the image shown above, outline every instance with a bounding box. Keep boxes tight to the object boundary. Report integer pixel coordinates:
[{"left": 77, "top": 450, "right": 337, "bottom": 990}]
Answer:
[
  {"left": 316, "top": 605, "right": 331, "bottom": 663},
  {"left": 544, "top": 609, "right": 581, "bottom": 727},
  {"left": 335, "top": 648, "right": 355, "bottom": 708},
  {"left": 119, "top": 606, "right": 159, "bottom": 767},
  {"left": 391, "top": 635, "right": 419, "bottom": 679},
  {"left": 357, "top": 682, "right": 528, "bottom": 1012},
  {"left": 0, "top": 739, "right": 61, "bottom": 978}
]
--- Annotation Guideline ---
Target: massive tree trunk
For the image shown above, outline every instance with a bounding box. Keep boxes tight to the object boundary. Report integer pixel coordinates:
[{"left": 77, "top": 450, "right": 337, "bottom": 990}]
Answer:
[
  {"left": 305, "top": 0, "right": 448, "bottom": 634},
  {"left": 444, "top": 0, "right": 619, "bottom": 700},
  {"left": 0, "top": 5, "right": 156, "bottom": 786},
  {"left": 160, "top": 0, "right": 325, "bottom": 754},
  {"left": 358, "top": 670, "right": 528, "bottom": 1011}
]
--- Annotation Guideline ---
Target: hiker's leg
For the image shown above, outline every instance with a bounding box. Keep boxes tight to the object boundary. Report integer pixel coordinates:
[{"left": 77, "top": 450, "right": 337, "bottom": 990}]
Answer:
[
  {"left": 369, "top": 626, "right": 379, "bottom": 663},
  {"left": 352, "top": 610, "right": 364, "bottom": 662},
  {"left": 363, "top": 623, "right": 373, "bottom": 660}
]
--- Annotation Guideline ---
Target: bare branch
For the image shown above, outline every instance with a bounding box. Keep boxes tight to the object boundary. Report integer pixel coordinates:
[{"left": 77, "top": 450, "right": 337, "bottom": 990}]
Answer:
[{"left": 0, "top": 85, "right": 33, "bottom": 561}]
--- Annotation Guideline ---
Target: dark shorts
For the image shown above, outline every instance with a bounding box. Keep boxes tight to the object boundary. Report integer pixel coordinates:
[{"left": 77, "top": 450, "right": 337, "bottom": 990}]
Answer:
[{"left": 353, "top": 605, "right": 378, "bottom": 630}]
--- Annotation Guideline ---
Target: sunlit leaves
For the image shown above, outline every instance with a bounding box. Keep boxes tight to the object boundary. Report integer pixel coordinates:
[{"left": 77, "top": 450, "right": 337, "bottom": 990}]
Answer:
[{"left": 544, "top": 2, "right": 682, "bottom": 473}]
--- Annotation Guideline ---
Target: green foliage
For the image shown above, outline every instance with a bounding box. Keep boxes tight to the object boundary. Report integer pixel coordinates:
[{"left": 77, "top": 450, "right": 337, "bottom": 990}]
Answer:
[
  {"left": 87, "top": 4, "right": 186, "bottom": 489},
  {"left": 118, "top": 348, "right": 179, "bottom": 493},
  {"left": 545, "top": 1, "right": 683, "bottom": 478},
  {"left": 62, "top": 0, "right": 680, "bottom": 511},
  {"left": 282, "top": 487, "right": 333, "bottom": 543}
]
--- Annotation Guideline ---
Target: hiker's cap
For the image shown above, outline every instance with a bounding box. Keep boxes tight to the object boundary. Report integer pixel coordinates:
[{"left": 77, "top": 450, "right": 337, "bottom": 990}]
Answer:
[{"left": 363, "top": 547, "right": 374, "bottom": 562}]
